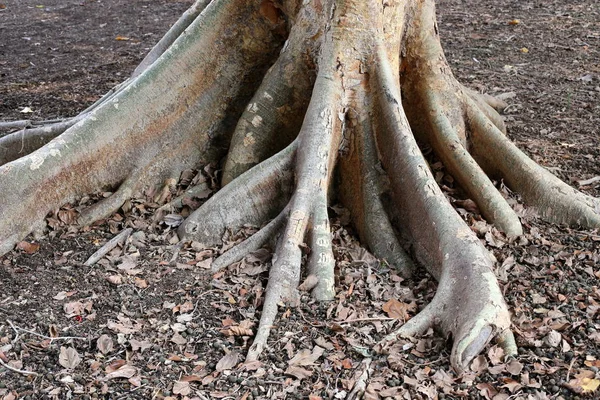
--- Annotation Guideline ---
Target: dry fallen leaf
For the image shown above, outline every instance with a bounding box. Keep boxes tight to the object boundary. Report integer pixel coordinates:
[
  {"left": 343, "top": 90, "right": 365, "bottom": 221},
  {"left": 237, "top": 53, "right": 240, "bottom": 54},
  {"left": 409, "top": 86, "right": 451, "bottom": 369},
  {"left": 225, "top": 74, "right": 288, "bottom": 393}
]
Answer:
[
  {"left": 63, "top": 301, "right": 85, "bottom": 318},
  {"left": 288, "top": 346, "right": 325, "bottom": 367},
  {"left": 97, "top": 334, "right": 114, "bottom": 355},
  {"left": 566, "top": 371, "right": 600, "bottom": 394},
  {"left": 105, "top": 364, "right": 137, "bottom": 380},
  {"left": 382, "top": 298, "right": 415, "bottom": 320},
  {"left": 172, "top": 380, "right": 191, "bottom": 396},
  {"left": 215, "top": 352, "right": 239, "bottom": 372},
  {"left": 285, "top": 365, "right": 313, "bottom": 380},
  {"left": 59, "top": 346, "right": 81, "bottom": 370},
  {"left": 16, "top": 241, "right": 39, "bottom": 254}
]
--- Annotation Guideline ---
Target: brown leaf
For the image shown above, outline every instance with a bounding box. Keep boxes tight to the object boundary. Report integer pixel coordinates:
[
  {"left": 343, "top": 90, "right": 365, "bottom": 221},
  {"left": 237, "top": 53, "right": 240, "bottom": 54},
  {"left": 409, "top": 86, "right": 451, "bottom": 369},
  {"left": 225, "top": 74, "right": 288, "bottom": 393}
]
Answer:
[
  {"left": 566, "top": 371, "right": 600, "bottom": 394},
  {"left": 16, "top": 241, "right": 39, "bottom": 254},
  {"left": 171, "top": 333, "right": 187, "bottom": 346},
  {"left": 215, "top": 352, "right": 239, "bottom": 372},
  {"left": 382, "top": 299, "right": 415, "bottom": 320},
  {"left": 58, "top": 346, "right": 81, "bottom": 369},
  {"left": 63, "top": 301, "right": 84, "bottom": 318},
  {"left": 106, "top": 275, "right": 123, "bottom": 285},
  {"left": 285, "top": 365, "right": 313, "bottom": 380},
  {"left": 97, "top": 334, "right": 114, "bottom": 355},
  {"left": 105, "top": 364, "right": 137, "bottom": 380},
  {"left": 506, "top": 360, "right": 523, "bottom": 375},
  {"left": 288, "top": 346, "right": 324, "bottom": 367},
  {"left": 134, "top": 277, "right": 148, "bottom": 288},
  {"left": 172, "top": 381, "right": 191, "bottom": 396}
]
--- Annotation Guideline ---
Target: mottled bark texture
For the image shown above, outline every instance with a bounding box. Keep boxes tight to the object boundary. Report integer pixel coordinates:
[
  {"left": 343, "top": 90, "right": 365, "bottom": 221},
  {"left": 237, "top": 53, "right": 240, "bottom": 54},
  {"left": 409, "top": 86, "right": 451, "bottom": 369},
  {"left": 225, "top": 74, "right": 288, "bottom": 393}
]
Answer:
[{"left": 1, "top": 0, "right": 598, "bottom": 372}]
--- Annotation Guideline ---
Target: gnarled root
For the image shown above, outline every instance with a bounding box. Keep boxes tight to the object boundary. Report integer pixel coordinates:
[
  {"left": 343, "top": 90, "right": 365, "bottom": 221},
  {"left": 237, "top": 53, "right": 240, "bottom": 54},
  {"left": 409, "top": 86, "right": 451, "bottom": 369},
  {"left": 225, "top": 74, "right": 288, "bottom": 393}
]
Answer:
[
  {"left": 372, "top": 48, "right": 512, "bottom": 372},
  {"left": 2, "top": 0, "right": 598, "bottom": 377},
  {"left": 401, "top": 0, "right": 599, "bottom": 233},
  {"left": 0, "top": 0, "right": 284, "bottom": 256},
  {"left": 180, "top": 66, "right": 343, "bottom": 361}
]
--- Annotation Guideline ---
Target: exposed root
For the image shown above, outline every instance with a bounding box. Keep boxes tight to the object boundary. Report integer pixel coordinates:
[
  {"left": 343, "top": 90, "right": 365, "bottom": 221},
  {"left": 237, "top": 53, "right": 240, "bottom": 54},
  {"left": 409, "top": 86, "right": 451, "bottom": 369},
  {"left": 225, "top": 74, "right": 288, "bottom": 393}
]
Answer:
[
  {"left": 340, "top": 109, "right": 414, "bottom": 277},
  {"left": 381, "top": 302, "right": 437, "bottom": 342},
  {"left": 467, "top": 99, "right": 600, "bottom": 229},
  {"left": 178, "top": 142, "right": 297, "bottom": 247},
  {"left": 211, "top": 206, "right": 287, "bottom": 272},
  {"left": 221, "top": 17, "right": 313, "bottom": 185},
  {"left": 78, "top": 174, "right": 140, "bottom": 227},
  {"left": 2, "top": 0, "right": 599, "bottom": 377},
  {"left": 0, "top": 118, "right": 70, "bottom": 132},
  {"left": 307, "top": 191, "right": 336, "bottom": 301},
  {"left": 496, "top": 329, "right": 518, "bottom": 358},
  {"left": 0, "top": 119, "right": 77, "bottom": 166},
  {"left": 131, "top": 0, "right": 211, "bottom": 79},
  {"left": 83, "top": 228, "right": 132, "bottom": 266},
  {"left": 422, "top": 89, "right": 522, "bottom": 236},
  {"left": 155, "top": 181, "right": 211, "bottom": 215},
  {"left": 373, "top": 48, "right": 511, "bottom": 372},
  {"left": 0, "top": 0, "right": 283, "bottom": 258}
]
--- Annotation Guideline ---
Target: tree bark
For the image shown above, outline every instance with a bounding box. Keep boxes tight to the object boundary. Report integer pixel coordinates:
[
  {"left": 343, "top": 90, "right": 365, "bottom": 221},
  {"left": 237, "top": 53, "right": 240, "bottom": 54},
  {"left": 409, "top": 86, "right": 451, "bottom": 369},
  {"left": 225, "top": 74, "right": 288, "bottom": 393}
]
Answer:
[{"left": 1, "top": 0, "right": 598, "bottom": 372}]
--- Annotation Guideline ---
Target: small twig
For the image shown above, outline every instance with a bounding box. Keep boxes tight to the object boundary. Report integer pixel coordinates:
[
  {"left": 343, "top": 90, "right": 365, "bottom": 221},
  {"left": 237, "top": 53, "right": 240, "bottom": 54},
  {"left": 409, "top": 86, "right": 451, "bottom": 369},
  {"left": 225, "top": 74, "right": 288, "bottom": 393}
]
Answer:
[
  {"left": 0, "top": 358, "right": 38, "bottom": 376},
  {"left": 565, "top": 357, "right": 576, "bottom": 382},
  {"left": 84, "top": 228, "right": 132, "bottom": 266},
  {"left": 338, "top": 317, "right": 394, "bottom": 324},
  {"left": 7, "top": 319, "right": 87, "bottom": 342},
  {"left": 169, "top": 241, "right": 185, "bottom": 266},
  {"left": 347, "top": 358, "right": 372, "bottom": 400}
]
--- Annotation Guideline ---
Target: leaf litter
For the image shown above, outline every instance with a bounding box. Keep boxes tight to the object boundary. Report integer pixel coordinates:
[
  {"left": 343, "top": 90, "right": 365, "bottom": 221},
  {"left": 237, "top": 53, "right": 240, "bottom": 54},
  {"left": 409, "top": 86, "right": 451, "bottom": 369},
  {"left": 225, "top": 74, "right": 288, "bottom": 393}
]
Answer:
[{"left": 1, "top": 0, "right": 600, "bottom": 398}]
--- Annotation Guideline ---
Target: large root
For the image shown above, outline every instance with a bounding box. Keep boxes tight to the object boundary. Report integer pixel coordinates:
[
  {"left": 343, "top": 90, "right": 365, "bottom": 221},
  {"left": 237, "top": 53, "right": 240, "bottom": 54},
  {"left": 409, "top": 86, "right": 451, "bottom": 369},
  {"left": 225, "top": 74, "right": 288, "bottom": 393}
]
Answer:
[
  {"left": 1, "top": 0, "right": 598, "bottom": 376},
  {"left": 372, "top": 47, "right": 513, "bottom": 372},
  {"left": 401, "top": 0, "right": 600, "bottom": 234},
  {"left": 0, "top": 0, "right": 284, "bottom": 256}
]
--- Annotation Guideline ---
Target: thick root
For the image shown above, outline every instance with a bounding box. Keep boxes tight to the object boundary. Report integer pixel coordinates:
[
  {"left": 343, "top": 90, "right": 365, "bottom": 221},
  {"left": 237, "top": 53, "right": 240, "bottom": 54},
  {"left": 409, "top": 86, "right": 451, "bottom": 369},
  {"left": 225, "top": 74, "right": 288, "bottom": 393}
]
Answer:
[
  {"left": 422, "top": 89, "right": 522, "bottom": 236},
  {"left": 221, "top": 28, "right": 313, "bottom": 185},
  {"left": 3, "top": 0, "right": 598, "bottom": 377},
  {"left": 178, "top": 142, "right": 297, "bottom": 246},
  {"left": 211, "top": 206, "right": 288, "bottom": 272},
  {"left": 0, "top": 0, "right": 284, "bottom": 257},
  {"left": 0, "top": 119, "right": 77, "bottom": 166},
  {"left": 131, "top": 0, "right": 211, "bottom": 79},
  {"left": 467, "top": 100, "right": 600, "bottom": 229},
  {"left": 339, "top": 108, "right": 414, "bottom": 277},
  {"left": 373, "top": 47, "right": 511, "bottom": 372}
]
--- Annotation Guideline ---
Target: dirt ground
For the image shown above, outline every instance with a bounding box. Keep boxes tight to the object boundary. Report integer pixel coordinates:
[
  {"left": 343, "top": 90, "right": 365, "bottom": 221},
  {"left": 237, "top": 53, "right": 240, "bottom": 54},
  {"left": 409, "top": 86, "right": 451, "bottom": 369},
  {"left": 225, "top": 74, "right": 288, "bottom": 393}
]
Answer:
[{"left": 0, "top": 0, "right": 599, "bottom": 399}]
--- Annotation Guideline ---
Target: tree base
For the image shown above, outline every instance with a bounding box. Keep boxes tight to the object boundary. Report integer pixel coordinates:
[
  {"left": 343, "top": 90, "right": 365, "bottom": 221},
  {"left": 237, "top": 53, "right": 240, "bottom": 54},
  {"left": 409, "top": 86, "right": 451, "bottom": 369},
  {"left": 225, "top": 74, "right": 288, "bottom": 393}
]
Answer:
[{"left": 1, "top": 0, "right": 598, "bottom": 373}]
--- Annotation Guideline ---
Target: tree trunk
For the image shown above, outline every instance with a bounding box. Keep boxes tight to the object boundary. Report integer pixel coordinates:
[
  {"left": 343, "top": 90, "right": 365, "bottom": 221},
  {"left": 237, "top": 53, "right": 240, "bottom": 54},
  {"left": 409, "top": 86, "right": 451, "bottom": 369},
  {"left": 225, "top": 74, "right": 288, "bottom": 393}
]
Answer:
[{"left": 1, "top": 0, "right": 598, "bottom": 372}]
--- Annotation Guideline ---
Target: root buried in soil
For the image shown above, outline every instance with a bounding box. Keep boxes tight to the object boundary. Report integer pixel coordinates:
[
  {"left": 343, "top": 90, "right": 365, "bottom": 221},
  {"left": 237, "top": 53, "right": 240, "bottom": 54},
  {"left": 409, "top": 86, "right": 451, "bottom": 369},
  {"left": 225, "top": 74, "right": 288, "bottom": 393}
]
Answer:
[{"left": 0, "top": 0, "right": 599, "bottom": 378}]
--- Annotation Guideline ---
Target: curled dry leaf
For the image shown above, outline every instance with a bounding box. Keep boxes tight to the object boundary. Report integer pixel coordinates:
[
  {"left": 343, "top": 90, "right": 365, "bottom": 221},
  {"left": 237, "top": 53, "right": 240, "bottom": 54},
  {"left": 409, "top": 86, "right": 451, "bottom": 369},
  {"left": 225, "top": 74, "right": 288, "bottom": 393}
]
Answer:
[
  {"left": 171, "top": 333, "right": 187, "bottom": 345},
  {"left": 381, "top": 299, "right": 416, "bottom": 320},
  {"left": 63, "top": 301, "right": 85, "bottom": 318},
  {"left": 215, "top": 352, "right": 239, "bottom": 372},
  {"left": 285, "top": 365, "right": 313, "bottom": 380},
  {"left": 16, "top": 241, "right": 39, "bottom": 254},
  {"left": 172, "top": 380, "right": 191, "bottom": 396},
  {"left": 106, "top": 275, "right": 123, "bottom": 285},
  {"left": 566, "top": 370, "right": 600, "bottom": 394},
  {"left": 288, "top": 346, "right": 325, "bottom": 367},
  {"left": 97, "top": 334, "right": 114, "bottom": 355},
  {"left": 105, "top": 364, "right": 137, "bottom": 380},
  {"left": 59, "top": 346, "right": 81, "bottom": 370}
]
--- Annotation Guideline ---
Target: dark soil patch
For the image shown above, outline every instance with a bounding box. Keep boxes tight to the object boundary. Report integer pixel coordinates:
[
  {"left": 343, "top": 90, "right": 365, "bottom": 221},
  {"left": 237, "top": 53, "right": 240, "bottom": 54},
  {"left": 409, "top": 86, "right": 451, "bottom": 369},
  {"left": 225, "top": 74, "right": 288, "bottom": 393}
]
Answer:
[{"left": 1, "top": 0, "right": 599, "bottom": 399}]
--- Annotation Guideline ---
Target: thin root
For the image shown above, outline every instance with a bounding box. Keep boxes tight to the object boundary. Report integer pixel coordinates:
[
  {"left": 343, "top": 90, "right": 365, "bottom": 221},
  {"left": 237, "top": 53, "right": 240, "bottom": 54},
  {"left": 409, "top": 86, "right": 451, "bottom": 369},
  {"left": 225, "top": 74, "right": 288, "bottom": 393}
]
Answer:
[
  {"left": 83, "top": 228, "right": 133, "bottom": 266},
  {"left": 211, "top": 206, "right": 288, "bottom": 272}
]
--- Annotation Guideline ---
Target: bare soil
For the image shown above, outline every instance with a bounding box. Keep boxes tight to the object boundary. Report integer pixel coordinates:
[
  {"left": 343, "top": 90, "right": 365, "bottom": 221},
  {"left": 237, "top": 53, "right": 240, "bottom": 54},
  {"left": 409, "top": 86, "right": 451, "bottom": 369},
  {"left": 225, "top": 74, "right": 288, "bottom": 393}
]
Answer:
[{"left": 0, "top": 0, "right": 599, "bottom": 399}]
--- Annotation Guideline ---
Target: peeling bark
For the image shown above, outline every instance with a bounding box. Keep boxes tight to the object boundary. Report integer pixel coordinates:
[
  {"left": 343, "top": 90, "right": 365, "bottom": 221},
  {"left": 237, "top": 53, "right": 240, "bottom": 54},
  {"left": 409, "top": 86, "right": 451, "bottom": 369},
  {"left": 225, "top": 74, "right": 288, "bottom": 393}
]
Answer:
[{"left": 1, "top": 0, "right": 598, "bottom": 373}]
